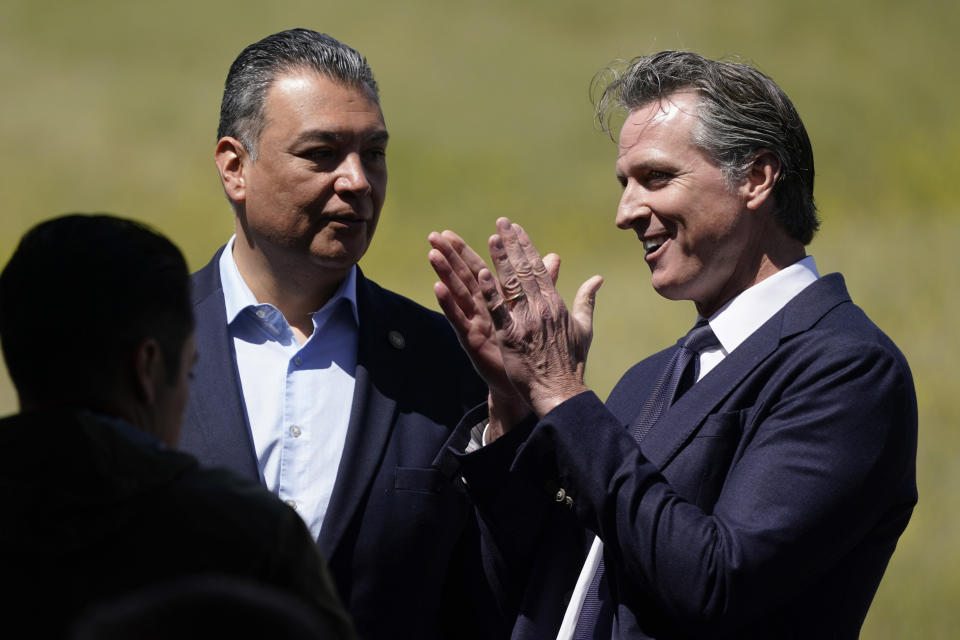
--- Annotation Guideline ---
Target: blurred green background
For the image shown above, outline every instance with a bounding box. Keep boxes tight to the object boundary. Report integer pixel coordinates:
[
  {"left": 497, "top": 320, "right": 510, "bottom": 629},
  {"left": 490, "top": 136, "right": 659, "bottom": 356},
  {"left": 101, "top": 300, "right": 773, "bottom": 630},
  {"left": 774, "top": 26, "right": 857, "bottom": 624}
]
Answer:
[{"left": 1, "top": 0, "right": 956, "bottom": 635}]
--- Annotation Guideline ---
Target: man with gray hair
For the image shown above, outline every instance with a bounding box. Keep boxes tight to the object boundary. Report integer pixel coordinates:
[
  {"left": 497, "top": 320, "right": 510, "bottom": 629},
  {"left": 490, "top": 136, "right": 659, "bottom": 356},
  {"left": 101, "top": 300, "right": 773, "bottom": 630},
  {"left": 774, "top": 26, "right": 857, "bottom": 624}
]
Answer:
[
  {"left": 179, "top": 29, "right": 495, "bottom": 638},
  {"left": 429, "top": 51, "right": 917, "bottom": 638}
]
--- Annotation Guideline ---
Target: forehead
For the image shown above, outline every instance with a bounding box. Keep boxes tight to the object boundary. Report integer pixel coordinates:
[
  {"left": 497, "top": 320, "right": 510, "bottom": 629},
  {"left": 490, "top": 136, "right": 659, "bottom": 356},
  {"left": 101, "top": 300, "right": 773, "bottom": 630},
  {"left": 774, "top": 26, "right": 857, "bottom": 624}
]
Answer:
[
  {"left": 261, "top": 71, "right": 385, "bottom": 134},
  {"left": 617, "top": 92, "right": 701, "bottom": 163}
]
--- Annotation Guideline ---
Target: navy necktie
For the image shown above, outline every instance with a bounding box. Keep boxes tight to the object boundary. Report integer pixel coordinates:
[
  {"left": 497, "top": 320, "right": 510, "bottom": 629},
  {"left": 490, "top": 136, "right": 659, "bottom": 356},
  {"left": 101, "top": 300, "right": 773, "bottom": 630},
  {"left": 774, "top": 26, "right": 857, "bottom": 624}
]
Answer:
[{"left": 572, "top": 319, "right": 720, "bottom": 640}]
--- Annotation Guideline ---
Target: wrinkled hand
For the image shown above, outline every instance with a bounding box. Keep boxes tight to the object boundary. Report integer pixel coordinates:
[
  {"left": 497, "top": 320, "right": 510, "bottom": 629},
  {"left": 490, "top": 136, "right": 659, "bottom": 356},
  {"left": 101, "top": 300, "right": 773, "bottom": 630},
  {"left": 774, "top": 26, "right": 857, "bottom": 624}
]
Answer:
[
  {"left": 479, "top": 218, "right": 603, "bottom": 417},
  {"left": 428, "top": 229, "right": 560, "bottom": 438}
]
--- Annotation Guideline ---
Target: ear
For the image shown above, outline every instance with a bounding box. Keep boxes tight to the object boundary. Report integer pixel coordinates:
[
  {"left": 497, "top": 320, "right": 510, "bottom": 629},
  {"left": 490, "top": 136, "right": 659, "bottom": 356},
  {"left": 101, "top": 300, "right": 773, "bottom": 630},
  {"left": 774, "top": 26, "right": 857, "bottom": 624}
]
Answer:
[
  {"left": 742, "top": 150, "right": 780, "bottom": 211},
  {"left": 132, "top": 337, "right": 164, "bottom": 408},
  {"left": 215, "top": 136, "right": 249, "bottom": 204}
]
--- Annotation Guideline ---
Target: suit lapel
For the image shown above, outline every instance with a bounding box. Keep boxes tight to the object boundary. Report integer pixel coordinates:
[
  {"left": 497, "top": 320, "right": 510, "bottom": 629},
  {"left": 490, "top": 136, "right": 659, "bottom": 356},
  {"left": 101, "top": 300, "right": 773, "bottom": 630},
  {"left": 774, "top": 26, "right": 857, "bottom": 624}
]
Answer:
[
  {"left": 640, "top": 315, "right": 782, "bottom": 470},
  {"left": 639, "top": 273, "right": 851, "bottom": 471},
  {"left": 317, "top": 271, "right": 400, "bottom": 559},
  {"left": 186, "top": 249, "right": 260, "bottom": 481}
]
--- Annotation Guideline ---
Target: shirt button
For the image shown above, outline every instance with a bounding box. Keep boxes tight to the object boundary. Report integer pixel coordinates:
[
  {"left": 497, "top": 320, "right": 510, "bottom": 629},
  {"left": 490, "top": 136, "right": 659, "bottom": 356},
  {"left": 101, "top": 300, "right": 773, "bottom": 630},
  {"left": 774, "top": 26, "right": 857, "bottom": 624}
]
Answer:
[
  {"left": 555, "top": 488, "right": 567, "bottom": 502},
  {"left": 285, "top": 499, "right": 297, "bottom": 510},
  {"left": 289, "top": 425, "right": 302, "bottom": 438},
  {"left": 256, "top": 309, "right": 267, "bottom": 319},
  {"left": 293, "top": 356, "right": 303, "bottom": 366}
]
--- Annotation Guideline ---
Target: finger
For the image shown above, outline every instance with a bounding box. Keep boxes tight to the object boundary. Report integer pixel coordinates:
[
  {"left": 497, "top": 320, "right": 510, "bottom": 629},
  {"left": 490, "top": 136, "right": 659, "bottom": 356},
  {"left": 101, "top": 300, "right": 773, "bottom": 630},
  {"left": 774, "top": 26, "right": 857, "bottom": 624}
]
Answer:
[
  {"left": 493, "top": 220, "right": 540, "bottom": 305},
  {"left": 432, "top": 280, "right": 472, "bottom": 336},
  {"left": 478, "top": 267, "right": 512, "bottom": 331},
  {"left": 441, "top": 230, "right": 489, "bottom": 281},
  {"left": 488, "top": 227, "right": 522, "bottom": 302},
  {"left": 494, "top": 218, "right": 539, "bottom": 301},
  {"left": 572, "top": 274, "right": 604, "bottom": 336},
  {"left": 513, "top": 224, "right": 555, "bottom": 297},
  {"left": 429, "top": 233, "right": 484, "bottom": 299},
  {"left": 542, "top": 253, "right": 561, "bottom": 286},
  {"left": 428, "top": 248, "right": 481, "bottom": 317}
]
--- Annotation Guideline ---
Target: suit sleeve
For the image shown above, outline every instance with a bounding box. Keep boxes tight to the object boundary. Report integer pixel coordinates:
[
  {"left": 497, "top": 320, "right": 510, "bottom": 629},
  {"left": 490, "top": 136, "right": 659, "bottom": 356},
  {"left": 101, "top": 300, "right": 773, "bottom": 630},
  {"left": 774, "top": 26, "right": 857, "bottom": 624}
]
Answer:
[{"left": 438, "top": 405, "right": 588, "bottom": 632}]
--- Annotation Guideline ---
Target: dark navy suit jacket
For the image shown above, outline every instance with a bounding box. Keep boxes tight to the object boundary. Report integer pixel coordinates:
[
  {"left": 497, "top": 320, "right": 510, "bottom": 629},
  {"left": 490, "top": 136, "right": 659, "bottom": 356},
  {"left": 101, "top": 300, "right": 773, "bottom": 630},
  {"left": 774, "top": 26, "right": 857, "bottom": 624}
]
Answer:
[
  {"left": 442, "top": 273, "right": 918, "bottom": 639},
  {"left": 179, "top": 248, "right": 497, "bottom": 639}
]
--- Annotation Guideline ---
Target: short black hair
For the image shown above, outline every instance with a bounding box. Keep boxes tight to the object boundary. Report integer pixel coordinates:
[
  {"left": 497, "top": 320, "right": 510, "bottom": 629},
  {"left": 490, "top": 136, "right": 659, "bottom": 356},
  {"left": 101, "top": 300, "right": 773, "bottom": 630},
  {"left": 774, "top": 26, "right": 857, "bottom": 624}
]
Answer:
[
  {"left": 0, "top": 214, "right": 193, "bottom": 406},
  {"left": 218, "top": 28, "right": 379, "bottom": 159}
]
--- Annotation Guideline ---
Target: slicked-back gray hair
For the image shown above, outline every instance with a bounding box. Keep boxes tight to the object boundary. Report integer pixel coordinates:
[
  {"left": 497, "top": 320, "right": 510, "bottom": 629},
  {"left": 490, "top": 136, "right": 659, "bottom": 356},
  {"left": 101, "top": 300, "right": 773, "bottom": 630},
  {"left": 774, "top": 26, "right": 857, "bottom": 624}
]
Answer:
[
  {"left": 595, "top": 51, "right": 818, "bottom": 244},
  {"left": 218, "top": 28, "right": 379, "bottom": 159}
]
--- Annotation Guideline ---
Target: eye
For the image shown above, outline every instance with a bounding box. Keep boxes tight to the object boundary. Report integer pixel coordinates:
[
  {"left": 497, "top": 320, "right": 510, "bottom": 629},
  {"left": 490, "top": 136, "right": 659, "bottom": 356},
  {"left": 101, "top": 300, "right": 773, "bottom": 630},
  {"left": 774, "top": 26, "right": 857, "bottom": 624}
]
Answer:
[
  {"left": 299, "top": 146, "right": 338, "bottom": 165},
  {"left": 363, "top": 147, "right": 387, "bottom": 164},
  {"left": 643, "top": 169, "right": 672, "bottom": 188}
]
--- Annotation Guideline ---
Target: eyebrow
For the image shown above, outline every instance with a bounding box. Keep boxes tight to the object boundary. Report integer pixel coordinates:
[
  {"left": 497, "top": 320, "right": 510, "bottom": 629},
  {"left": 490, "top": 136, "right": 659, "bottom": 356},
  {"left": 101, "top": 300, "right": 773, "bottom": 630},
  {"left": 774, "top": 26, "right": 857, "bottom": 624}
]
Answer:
[{"left": 290, "top": 128, "right": 390, "bottom": 147}]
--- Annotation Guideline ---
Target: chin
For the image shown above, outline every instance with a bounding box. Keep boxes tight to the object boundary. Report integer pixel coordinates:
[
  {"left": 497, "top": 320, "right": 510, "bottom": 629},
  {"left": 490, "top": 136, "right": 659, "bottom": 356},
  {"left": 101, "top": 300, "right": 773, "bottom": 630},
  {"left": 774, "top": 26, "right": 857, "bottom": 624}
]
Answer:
[
  {"left": 650, "top": 272, "right": 679, "bottom": 299},
  {"left": 650, "top": 276, "right": 698, "bottom": 304},
  {"left": 309, "top": 249, "right": 366, "bottom": 272}
]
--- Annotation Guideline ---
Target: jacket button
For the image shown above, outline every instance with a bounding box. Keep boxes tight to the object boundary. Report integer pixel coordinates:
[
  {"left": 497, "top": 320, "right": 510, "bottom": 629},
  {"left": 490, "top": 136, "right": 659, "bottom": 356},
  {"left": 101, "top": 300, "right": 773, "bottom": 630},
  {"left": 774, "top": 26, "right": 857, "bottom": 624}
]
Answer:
[
  {"left": 555, "top": 488, "right": 566, "bottom": 502},
  {"left": 388, "top": 330, "right": 405, "bottom": 349}
]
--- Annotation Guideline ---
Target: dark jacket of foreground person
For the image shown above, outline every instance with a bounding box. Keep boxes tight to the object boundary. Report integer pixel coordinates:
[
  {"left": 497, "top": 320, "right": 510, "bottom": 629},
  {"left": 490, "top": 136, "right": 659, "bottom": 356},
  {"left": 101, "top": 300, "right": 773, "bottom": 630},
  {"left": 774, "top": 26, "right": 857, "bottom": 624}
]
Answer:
[{"left": 0, "top": 408, "right": 354, "bottom": 639}]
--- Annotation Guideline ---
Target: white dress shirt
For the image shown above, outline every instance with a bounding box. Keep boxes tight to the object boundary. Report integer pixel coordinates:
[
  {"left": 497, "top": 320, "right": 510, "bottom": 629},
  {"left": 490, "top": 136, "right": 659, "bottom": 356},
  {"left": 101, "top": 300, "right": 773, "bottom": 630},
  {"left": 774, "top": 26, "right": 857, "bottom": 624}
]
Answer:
[
  {"left": 557, "top": 256, "right": 820, "bottom": 639},
  {"left": 219, "top": 236, "right": 359, "bottom": 541}
]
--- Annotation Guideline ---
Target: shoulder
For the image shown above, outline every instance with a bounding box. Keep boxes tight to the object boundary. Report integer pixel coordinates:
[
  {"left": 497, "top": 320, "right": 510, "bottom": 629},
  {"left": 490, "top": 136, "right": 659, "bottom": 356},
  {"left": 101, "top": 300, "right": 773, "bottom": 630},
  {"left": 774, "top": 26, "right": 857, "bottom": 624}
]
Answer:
[
  {"left": 356, "top": 271, "right": 486, "bottom": 407},
  {"left": 168, "top": 462, "right": 305, "bottom": 542},
  {"left": 358, "top": 273, "right": 450, "bottom": 325},
  {"left": 779, "top": 310, "right": 915, "bottom": 425},
  {"left": 357, "top": 271, "right": 465, "bottom": 355},
  {"left": 783, "top": 275, "right": 912, "bottom": 382}
]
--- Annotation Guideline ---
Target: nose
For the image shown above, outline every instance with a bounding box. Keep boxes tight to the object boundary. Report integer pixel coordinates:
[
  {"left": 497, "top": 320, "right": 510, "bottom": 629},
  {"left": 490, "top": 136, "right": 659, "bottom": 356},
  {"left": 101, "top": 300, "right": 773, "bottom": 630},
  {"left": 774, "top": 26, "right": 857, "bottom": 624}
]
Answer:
[
  {"left": 615, "top": 183, "right": 649, "bottom": 230},
  {"left": 334, "top": 152, "right": 371, "bottom": 195}
]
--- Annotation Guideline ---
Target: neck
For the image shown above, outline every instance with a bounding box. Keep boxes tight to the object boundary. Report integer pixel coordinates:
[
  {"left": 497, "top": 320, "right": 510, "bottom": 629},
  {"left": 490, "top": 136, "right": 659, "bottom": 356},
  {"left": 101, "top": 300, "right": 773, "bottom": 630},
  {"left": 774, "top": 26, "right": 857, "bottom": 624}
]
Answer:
[
  {"left": 695, "top": 226, "right": 806, "bottom": 319},
  {"left": 231, "top": 240, "right": 347, "bottom": 341}
]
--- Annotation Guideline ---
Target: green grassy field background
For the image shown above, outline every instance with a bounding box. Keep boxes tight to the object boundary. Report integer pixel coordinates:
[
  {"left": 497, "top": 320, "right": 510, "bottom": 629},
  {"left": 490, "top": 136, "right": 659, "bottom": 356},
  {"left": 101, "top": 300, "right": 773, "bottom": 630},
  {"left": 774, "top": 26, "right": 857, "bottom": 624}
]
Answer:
[{"left": 2, "top": 1, "right": 957, "bottom": 635}]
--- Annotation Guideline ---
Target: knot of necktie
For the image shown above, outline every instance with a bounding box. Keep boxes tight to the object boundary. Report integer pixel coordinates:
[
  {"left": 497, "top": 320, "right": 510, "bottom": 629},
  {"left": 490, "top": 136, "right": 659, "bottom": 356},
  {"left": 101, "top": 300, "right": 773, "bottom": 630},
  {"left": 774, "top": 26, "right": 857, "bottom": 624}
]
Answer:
[
  {"left": 630, "top": 319, "right": 719, "bottom": 444},
  {"left": 682, "top": 319, "right": 720, "bottom": 355}
]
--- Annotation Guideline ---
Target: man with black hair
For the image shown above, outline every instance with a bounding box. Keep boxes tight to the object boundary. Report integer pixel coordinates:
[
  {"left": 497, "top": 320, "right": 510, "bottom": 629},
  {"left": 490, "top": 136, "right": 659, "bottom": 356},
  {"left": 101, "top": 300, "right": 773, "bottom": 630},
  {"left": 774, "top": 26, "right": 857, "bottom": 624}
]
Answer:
[
  {"left": 0, "top": 214, "right": 354, "bottom": 639},
  {"left": 179, "top": 29, "right": 494, "bottom": 639}
]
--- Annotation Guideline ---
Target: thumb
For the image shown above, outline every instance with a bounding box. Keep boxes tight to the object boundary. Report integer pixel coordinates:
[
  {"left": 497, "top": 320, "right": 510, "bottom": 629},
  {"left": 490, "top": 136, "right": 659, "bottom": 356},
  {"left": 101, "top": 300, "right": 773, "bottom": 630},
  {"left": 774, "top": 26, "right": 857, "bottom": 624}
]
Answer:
[{"left": 572, "top": 275, "right": 603, "bottom": 335}]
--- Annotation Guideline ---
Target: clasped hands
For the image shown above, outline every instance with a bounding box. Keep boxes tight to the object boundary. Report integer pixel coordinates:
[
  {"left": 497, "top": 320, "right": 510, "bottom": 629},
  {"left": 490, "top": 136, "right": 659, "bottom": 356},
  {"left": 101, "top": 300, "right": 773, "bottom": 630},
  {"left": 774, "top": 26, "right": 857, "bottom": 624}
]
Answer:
[{"left": 428, "top": 217, "right": 603, "bottom": 442}]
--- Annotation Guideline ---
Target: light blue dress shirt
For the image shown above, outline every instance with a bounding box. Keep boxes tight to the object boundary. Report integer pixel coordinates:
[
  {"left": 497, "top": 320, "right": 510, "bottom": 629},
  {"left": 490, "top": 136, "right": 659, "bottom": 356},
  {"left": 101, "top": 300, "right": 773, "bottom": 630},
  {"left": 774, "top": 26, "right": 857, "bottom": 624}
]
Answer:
[{"left": 219, "top": 236, "right": 358, "bottom": 541}]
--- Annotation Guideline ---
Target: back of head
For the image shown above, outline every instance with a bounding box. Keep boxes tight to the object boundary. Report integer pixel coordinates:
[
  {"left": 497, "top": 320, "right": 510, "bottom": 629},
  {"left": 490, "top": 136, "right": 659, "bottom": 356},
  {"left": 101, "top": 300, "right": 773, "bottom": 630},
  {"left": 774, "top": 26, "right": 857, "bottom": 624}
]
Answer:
[
  {"left": 595, "top": 50, "right": 818, "bottom": 244},
  {"left": 218, "top": 28, "right": 379, "bottom": 159},
  {"left": 0, "top": 214, "right": 192, "bottom": 410}
]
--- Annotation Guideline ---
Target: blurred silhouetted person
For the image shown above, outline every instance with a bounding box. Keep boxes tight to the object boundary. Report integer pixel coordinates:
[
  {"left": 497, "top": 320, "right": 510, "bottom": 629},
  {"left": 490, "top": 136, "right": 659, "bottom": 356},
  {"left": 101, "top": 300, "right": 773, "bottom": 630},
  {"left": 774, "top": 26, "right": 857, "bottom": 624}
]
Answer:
[
  {"left": 69, "top": 575, "right": 342, "bottom": 640},
  {"left": 0, "top": 214, "right": 355, "bottom": 639}
]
